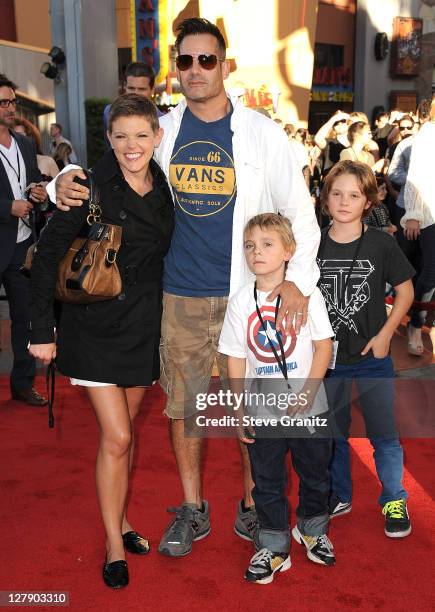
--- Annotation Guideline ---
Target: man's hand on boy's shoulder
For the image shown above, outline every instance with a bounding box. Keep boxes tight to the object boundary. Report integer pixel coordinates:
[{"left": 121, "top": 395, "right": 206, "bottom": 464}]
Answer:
[{"left": 267, "top": 280, "right": 309, "bottom": 336}]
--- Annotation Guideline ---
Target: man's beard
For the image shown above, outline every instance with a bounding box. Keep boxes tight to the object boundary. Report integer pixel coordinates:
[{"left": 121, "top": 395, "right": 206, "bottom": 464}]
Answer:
[{"left": 0, "top": 115, "right": 15, "bottom": 128}]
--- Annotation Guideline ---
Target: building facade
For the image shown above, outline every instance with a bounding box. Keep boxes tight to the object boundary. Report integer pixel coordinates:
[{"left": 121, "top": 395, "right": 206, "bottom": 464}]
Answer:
[
  {"left": 354, "top": 0, "right": 435, "bottom": 116},
  {"left": 1, "top": 0, "right": 433, "bottom": 150},
  {"left": 309, "top": 0, "right": 434, "bottom": 131},
  {"left": 309, "top": 0, "right": 356, "bottom": 132}
]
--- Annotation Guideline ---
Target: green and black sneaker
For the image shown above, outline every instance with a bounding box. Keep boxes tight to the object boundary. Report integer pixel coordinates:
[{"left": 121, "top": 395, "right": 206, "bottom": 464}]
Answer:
[{"left": 382, "top": 499, "right": 412, "bottom": 538}]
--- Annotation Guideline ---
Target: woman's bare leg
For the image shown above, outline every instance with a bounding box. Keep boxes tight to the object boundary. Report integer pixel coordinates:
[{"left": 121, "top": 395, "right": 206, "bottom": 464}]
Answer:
[
  {"left": 121, "top": 386, "right": 146, "bottom": 534},
  {"left": 86, "top": 386, "right": 132, "bottom": 563}
]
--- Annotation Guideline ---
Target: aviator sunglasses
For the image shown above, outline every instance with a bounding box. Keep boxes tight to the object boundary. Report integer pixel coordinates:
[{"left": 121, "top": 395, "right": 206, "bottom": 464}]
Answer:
[{"left": 176, "top": 53, "right": 224, "bottom": 71}]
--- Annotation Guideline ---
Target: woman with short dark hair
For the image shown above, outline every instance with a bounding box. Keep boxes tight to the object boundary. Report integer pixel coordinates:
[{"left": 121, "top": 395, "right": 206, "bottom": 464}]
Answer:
[{"left": 28, "top": 94, "right": 174, "bottom": 589}]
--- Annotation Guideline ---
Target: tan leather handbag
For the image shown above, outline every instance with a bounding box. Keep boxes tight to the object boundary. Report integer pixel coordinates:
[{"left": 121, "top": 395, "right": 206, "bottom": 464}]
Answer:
[{"left": 23, "top": 170, "right": 123, "bottom": 304}]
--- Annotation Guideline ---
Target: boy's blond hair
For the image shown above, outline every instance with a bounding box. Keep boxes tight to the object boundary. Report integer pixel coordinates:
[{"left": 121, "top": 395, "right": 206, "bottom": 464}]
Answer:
[{"left": 244, "top": 213, "right": 296, "bottom": 252}]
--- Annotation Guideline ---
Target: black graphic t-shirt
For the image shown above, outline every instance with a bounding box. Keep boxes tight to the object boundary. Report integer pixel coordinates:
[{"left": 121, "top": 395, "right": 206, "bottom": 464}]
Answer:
[
  {"left": 317, "top": 226, "right": 415, "bottom": 365},
  {"left": 163, "top": 107, "right": 236, "bottom": 296}
]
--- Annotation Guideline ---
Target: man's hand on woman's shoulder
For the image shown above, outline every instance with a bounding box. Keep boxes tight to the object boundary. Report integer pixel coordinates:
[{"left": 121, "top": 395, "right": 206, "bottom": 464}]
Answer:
[{"left": 54, "top": 167, "right": 89, "bottom": 211}]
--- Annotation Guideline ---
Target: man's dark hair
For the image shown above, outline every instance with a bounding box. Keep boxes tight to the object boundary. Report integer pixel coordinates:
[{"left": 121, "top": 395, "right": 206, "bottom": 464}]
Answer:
[
  {"left": 0, "top": 74, "right": 17, "bottom": 91},
  {"left": 51, "top": 122, "right": 62, "bottom": 132},
  {"left": 417, "top": 99, "right": 432, "bottom": 121},
  {"left": 124, "top": 62, "right": 155, "bottom": 88},
  {"left": 108, "top": 93, "right": 159, "bottom": 133},
  {"left": 174, "top": 18, "right": 226, "bottom": 57},
  {"left": 371, "top": 104, "right": 385, "bottom": 125},
  {"left": 375, "top": 111, "right": 389, "bottom": 121}
]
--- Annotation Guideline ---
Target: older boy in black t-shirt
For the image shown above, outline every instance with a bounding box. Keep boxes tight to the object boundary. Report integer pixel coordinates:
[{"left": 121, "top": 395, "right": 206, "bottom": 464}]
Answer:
[{"left": 317, "top": 160, "right": 415, "bottom": 538}]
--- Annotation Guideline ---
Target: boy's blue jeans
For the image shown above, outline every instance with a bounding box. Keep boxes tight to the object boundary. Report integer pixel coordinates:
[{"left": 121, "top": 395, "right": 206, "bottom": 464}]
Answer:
[
  {"left": 326, "top": 355, "right": 407, "bottom": 507},
  {"left": 248, "top": 432, "right": 331, "bottom": 553}
]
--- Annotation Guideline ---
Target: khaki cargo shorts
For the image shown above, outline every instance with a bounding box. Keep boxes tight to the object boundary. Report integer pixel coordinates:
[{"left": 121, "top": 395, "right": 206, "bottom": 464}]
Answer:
[{"left": 160, "top": 292, "right": 229, "bottom": 419}]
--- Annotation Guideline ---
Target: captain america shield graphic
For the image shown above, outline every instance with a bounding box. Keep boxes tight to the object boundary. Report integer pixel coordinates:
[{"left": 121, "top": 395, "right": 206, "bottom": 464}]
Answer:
[{"left": 247, "top": 306, "right": 297, "bottom": 364}]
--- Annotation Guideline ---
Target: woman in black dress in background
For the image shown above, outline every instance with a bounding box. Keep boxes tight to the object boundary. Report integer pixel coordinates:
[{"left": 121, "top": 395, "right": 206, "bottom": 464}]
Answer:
[{"left": 28, "top": 95, "right": 174, "bottom": 589}]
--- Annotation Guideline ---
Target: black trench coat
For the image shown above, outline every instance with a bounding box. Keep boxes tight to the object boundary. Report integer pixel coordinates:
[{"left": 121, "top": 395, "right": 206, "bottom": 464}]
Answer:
[{"left": 29, "top": 151, "right": 174, "bottom": 386}]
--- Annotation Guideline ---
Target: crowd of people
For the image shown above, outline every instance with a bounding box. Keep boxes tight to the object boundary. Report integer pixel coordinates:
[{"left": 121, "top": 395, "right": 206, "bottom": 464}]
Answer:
[
  {"left": 1, "top": 15, "right": 434, "bottom": 592},
  {"left": 275, "top": 99, "right": 435, "bottom": 355}
]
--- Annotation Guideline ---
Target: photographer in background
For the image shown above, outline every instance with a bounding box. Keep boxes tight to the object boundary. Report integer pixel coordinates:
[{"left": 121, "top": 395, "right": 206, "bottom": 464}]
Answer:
[{"left": 0, "top": 74, "right": 47, "bottom": 406}]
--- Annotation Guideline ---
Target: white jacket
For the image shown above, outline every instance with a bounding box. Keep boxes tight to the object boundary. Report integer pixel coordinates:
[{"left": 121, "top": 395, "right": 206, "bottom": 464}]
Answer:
[
  {"left": 156, "top": 96, "right": 320, "bottom": 297},
  {"left": 47, "top": 97, "right": 320, "bottom": 297},
  {"left": 402, "top": 121, "right": 435, "bottom": 230}
]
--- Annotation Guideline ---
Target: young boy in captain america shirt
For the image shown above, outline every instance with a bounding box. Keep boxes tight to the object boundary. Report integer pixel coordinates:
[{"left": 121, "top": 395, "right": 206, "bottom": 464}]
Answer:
[{"left": 218, "top": 213, "right": 335, "bottom": 585}]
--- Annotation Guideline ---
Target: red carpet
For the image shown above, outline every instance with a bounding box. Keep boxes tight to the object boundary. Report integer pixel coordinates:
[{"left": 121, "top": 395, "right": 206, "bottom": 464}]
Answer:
[{"left": 0, "top": 374, "right": 434, "bottom": 611}]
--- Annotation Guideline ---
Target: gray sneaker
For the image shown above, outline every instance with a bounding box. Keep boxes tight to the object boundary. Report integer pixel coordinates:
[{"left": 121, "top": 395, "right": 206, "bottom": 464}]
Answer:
[
  {"left": 158, "top": 501, "right": 211, "bottom": 557},
  {"left": 234, "top": 501, "right": 258, "bottom": 542}
]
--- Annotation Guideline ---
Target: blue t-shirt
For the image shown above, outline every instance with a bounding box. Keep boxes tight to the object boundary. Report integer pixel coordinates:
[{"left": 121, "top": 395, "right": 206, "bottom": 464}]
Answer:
[{"left": 163, "top": 107, "right": 236, "bottom": 296}]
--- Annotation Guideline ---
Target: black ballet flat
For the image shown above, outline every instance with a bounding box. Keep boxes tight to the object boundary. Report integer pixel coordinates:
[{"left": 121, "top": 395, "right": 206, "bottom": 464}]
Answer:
[
  {"left": 122, "top": 530, "right": 150, "bottom": 555},
  {"left": 102, "top": 559, "right": 129, "bottom": 589}
]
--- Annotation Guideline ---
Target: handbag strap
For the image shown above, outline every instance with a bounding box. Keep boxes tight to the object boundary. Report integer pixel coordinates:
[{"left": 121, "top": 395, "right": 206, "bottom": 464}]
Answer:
[
  {"left": 84, "top": 168, "right": 95, "bottom": 203},
  {"left": 46, "top": 360, "right": 56, "bottom": 428},
  {"left": 82, "top": 168, "right": 103, "bottom": 224}
]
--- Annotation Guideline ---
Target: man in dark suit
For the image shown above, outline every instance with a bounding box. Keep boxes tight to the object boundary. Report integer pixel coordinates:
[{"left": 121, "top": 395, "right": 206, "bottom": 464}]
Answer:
[{"left": 0, "top": 74, "right": 47, "bottom": 405}]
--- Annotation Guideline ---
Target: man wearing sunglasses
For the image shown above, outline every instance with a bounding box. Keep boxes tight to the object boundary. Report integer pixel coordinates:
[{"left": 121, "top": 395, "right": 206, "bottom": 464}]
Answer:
[
  {"left": 0, "top": 74, "right": 47, "bottom": 406},
  {"left": 387, "top": 114, "right": 415, "bottom": 161},
  {"left": 48, "top": 17, "right": 320, "bottom": 559}
]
